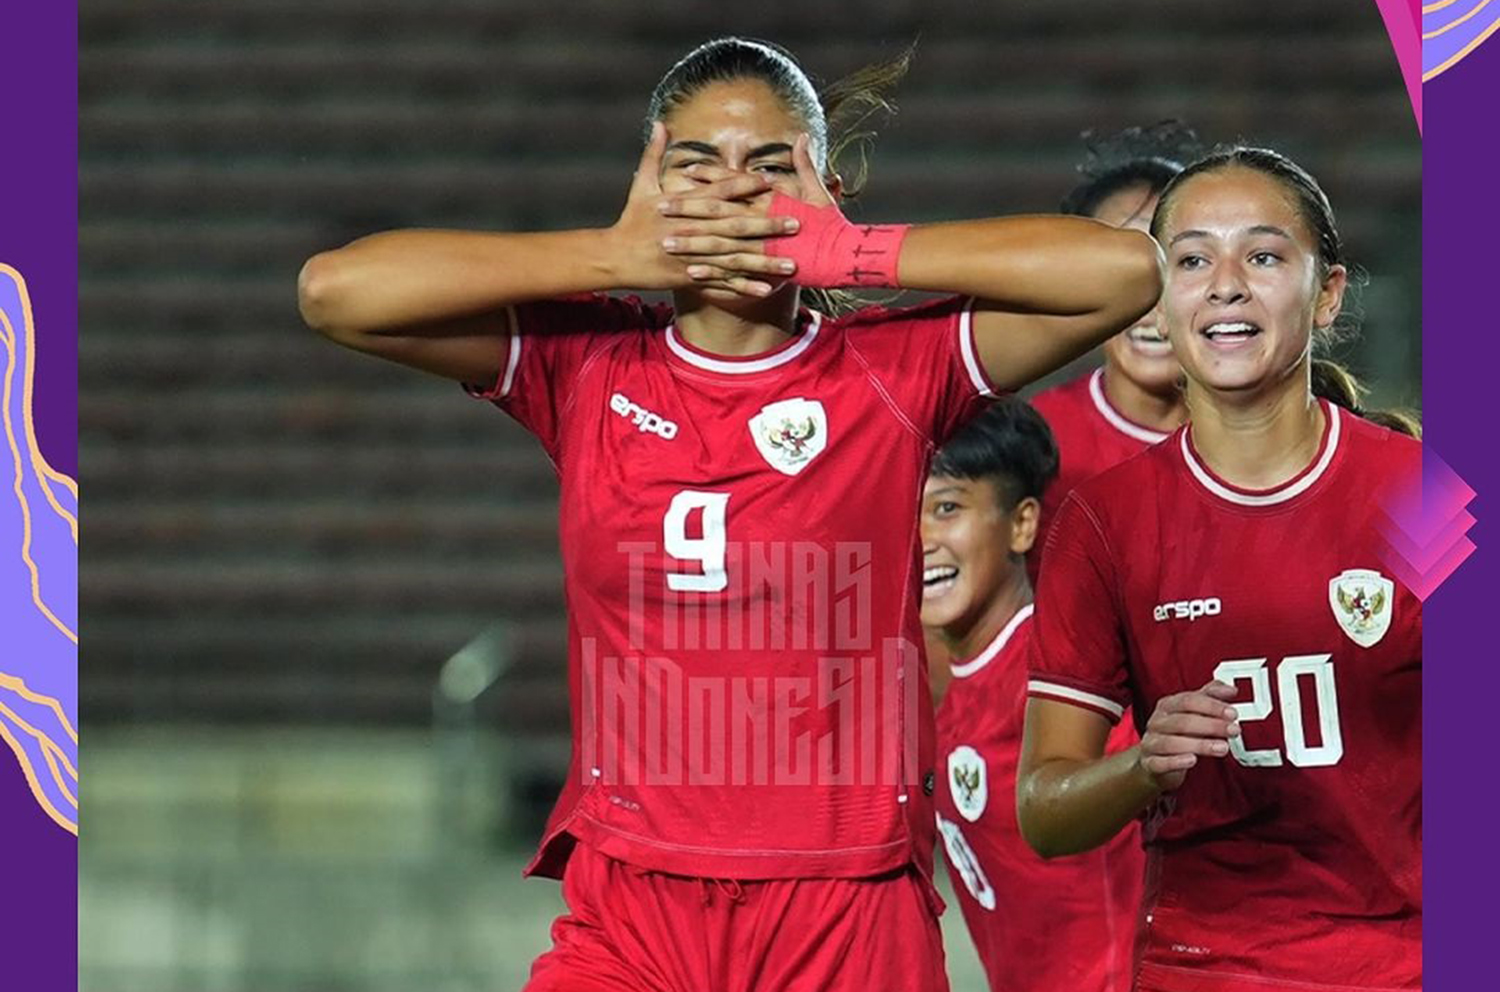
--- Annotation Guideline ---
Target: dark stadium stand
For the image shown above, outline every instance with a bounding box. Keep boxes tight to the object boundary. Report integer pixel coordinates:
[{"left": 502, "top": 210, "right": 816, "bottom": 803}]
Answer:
[{"left": 80, "top": 0, "right": 1420, "bottom": 734}]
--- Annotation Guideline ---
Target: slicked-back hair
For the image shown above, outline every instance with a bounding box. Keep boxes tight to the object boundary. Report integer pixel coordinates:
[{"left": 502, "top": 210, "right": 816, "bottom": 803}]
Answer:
[
  {"left": 646, "top": 38, "right": 831, "bottom": 169},
  {"left": 1153, "top": 145, "right": 1342, "bottom": 274}
]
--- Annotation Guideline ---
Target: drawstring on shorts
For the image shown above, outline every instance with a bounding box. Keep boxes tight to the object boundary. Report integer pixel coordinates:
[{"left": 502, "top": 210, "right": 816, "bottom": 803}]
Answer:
[{"left": 698, "top": 877, "right": 747, "bottom": 906}]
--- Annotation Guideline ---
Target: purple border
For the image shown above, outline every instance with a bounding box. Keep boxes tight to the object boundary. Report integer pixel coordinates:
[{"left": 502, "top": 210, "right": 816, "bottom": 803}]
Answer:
[
  {"left": 2, "top": 7, "right": 77, "bottom": 480},
  {"left": 19, "top": 2, "right": 1477, "bottom": 988},
  {"left": 1424, "top": 39, "right": 1497, "bottom": 991},
  {"left": 0, "top": 2, "right": 77, "bottom": 986}
]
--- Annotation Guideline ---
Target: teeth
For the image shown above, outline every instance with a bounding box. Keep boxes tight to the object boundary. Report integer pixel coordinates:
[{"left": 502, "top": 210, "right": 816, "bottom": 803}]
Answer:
[
  {"left": 1129, "top": 325, "right": 1166, "bottom": 343},
  {"left": 1203, "top": 321, "right": 1257, "bottom": 337},
  {"left": 923, "top": 565, "right": 958, "bottom": 585}
]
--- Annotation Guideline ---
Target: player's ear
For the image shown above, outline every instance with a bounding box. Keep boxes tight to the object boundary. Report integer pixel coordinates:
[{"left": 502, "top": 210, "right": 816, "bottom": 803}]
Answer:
[
  {"left": 1313, "top": 263, "right": 1348, "bottom": 331},
  {"left": 1009, "top": 496, "right": 1042, "bottom": 556},
  {"left": 826, "top": 172, "right": 844, "bottom": 201}
]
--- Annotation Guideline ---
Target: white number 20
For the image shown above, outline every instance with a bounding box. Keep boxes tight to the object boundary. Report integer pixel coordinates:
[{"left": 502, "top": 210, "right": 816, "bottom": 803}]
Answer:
[
  {"left": 663, "top": 490, "right": 730, "bottom": 592},
  {"left": 1211, "top": 654, "right": 1343, "bottom": 768}
]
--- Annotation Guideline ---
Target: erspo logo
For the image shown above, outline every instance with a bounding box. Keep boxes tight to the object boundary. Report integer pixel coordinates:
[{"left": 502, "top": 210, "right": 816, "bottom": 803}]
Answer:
[
  {"left": 1153, "top": 597, "right": 1223, "bottom": 623},
  {"left": 610, "top": 392, "right": 679, "bottom": 440}
]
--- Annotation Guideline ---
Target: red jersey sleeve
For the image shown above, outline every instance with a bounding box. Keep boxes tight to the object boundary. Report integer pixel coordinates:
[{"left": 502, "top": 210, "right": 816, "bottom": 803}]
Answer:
[
  {"left": 842, "top": 295, "right": 999, "bottom": 445},
  {"left": 1027, "top": 491, "right": 1131, "bottom": 722},
  {"left": 465, "top": 293, "right": 669, "bottom": 456}
]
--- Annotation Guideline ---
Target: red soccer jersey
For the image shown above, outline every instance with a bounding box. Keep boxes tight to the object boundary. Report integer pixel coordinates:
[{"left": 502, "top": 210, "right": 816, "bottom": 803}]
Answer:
[
  {"left": 471, "top": 293, "right": 995, "bottom": 881},
  {"left": 1029, "top": 368, "right": 1170, "bottom": 582},
  {"left": 1028, "top": 402, "right": 1422, "bottom": 992},
  {"left": 936, "top": 605, "right": 1142, "bottom": 992}
]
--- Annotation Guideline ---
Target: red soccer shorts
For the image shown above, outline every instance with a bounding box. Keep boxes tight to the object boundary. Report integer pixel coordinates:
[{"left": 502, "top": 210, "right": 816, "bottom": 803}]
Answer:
[{"left": 524, "top": 841, "right": 950, "bottom": 992}]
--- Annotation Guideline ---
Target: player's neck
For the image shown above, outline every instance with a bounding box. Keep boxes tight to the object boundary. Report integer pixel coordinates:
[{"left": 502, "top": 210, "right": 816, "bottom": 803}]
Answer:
[
  {"left": 941, "top": 575, "right": 1033, "bottom": 668},
  {"left": 672, "top": 287, "right": 801, "bottom": 357},
  {"left": 1187, "top": 368, "right": 1325, "bottom": 491},
  {"left": 924, "top": 628, "right": 954, "bottom": 706},
  {"left": 1102, "top": 364, "right": 1187, "bottom": 433}
]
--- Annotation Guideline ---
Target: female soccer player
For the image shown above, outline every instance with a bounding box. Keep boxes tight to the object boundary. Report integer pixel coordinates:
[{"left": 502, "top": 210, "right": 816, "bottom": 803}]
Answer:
[
  {"left": 1029, "top": 122, "right": 1200, "bottom": 578},
  {"left": 1019, "top": 148, "right": 1421, "bottom": 992},
  {"left": 922, "top": 399, "right": 1139, "bottom": 992},
  {"left": 300, "top": 37, "right": 1161, "bottom": 992}
]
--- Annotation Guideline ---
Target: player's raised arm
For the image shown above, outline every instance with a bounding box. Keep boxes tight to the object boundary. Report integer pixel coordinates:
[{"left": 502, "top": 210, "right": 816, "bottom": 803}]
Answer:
[
  {"left": 1016, "top": 684, "right": 1239, "bottom": 858},
  {"left": 669, "top": 133, "right": 1164, "bottom": 392},
  {"left": 904, "top": 217, "right": 1162, "bottom": 392},
  {"left": 296, "top": 122, "right": 797, "bottom": 383}
]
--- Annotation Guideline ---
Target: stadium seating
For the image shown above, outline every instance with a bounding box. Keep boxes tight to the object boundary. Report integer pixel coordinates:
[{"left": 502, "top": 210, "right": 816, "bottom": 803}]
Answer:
[{"left": 80, "top": 0, "right": 1421, "bottom": 732}]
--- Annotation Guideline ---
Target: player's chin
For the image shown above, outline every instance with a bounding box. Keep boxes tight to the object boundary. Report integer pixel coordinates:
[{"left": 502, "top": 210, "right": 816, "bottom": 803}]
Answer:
[
  {"left": 1115, "top": 361, "right": 1180, "bottom": 399},
  {"left": 1182, "top": 347, "right": 1274, "bottom": 393},
  {"left": 919, "top": 581, "right": 967, "bottom": 627},
  {"left": 1191, "top": 362, "right": 1275, "bottom": 395}
]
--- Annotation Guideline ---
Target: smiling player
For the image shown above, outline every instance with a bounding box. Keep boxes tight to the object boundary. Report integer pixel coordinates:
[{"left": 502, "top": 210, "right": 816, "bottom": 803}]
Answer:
[
  {"left": 1019, "top": 148, "right": 1422, "bottom": 992},
  {"left": 922, "top": 398, "right": 1140, "bottom": 992}
]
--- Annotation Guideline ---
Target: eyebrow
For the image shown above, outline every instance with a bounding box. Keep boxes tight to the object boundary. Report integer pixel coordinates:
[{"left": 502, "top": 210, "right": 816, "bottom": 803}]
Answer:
[
  {"left": 665, "top": 140, "right": 794, "bottom": 159},
  {"left": 926, "top": 485, "right": 967, "bottom": 498},
  {"left": 1169, "top": 224, "right": 1294, "bottom": 246}
]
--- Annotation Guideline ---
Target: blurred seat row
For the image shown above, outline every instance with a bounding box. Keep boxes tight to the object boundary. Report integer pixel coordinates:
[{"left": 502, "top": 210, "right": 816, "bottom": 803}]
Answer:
[{"left": 80, "top": 0, "right": 1421, "bottom": 731}]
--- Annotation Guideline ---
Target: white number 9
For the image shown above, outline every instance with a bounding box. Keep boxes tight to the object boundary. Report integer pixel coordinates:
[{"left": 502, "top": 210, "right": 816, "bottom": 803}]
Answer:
[{"left": 664, "top": 490, "right": 730, "bottom": 592}]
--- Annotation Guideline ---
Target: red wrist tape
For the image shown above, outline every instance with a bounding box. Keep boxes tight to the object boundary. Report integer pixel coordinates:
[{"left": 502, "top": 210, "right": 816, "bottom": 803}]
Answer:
[{"left": 764, "top": 194, "right": 910, "bottom": 289}]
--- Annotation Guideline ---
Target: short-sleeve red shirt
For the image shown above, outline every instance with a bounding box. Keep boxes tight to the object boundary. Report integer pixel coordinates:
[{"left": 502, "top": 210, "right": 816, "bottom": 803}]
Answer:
[
  {"left": 472, "top": 294, "right": 996, "bottom": 880},
  {"left": 1029, "top": 404, "right": 1422, "bottom": 991}
]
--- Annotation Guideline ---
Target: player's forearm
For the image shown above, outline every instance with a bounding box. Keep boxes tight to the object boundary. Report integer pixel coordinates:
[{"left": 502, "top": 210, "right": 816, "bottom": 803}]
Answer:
[
  {"left": 1016, "top": 745, "right": 1161, "bottom": 858},
  {"left": 297, "top": 228, "right": 627, "bottom": 336},
  {"left": 898, "top": 218, "right": 1162, "bottom": 330}
]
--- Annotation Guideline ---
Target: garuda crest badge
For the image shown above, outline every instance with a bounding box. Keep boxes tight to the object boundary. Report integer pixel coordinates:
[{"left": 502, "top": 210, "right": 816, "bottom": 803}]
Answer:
[
  {"left": 947, "top": 745, "right": 987, "bottom": 822},
  {"left": 748, "top": 398, "right": 828, "bottom": 476},
  {"left": 1328, "top": 568, "right": 1394, "bottom": 648}
]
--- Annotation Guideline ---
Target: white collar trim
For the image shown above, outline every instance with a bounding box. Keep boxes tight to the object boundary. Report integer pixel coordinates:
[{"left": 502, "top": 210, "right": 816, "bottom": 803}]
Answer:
[
  {"left": 949, "top": 604, "right": 1035, "bottom": 679},
  {"left": 664, "top": 311, "right": 822, "bottom": 374},
  {"left": 1180, "top": 402, "right": 1341, "bottom": 507},
  {"left": 1089, "top": 369, "right": 1170, "bottom": 444}
]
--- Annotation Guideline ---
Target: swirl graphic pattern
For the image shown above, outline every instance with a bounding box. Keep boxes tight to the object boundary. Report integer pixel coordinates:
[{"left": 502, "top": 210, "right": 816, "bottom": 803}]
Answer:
[
  {"left": 1424, "top": 0, "right": 1500, "bottom": 78},
  {"left": 0, "top": 267, "right": 78, "bottom": 834}
]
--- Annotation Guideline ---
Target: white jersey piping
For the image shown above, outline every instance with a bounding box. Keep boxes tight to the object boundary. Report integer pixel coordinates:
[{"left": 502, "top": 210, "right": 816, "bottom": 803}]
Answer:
[{"left": 950, "top": 604, "right": 1035, "bottom": 678}]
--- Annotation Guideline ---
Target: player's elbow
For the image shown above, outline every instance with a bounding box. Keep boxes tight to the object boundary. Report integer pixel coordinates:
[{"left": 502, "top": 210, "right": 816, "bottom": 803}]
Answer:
[
  {"left": 297, "top": 251, "right": 361, "bottom": 344},
  {"left": 1112, "top": 228, "right": 1165, "bottom": 324},
  {"left": 1062, "top": 228, "right": 1164, "bottom": 353},
  {"left": 1015, "top": 779, "right": 1050, "bottom": 857},
  {"left": 1015, "top": 770, "right": 1071, "bottom": 860}
]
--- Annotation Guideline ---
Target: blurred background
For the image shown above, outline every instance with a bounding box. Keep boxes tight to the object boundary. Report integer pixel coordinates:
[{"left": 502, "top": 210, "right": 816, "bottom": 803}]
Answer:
[{"left": 79, "top": 1, "right": 1420, "bottom": 989}]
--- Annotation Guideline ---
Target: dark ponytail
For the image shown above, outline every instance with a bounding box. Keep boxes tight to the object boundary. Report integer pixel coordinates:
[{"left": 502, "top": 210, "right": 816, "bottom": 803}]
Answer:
[
  {"left": 1310, "top": 358, "right": 1421, "bottom": 438},
  {"left": 817, "top": 43, "right": 913, "bottom": 202},
  {"left": 807, "top": 45, "right": 911, "bottom": 315}
]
